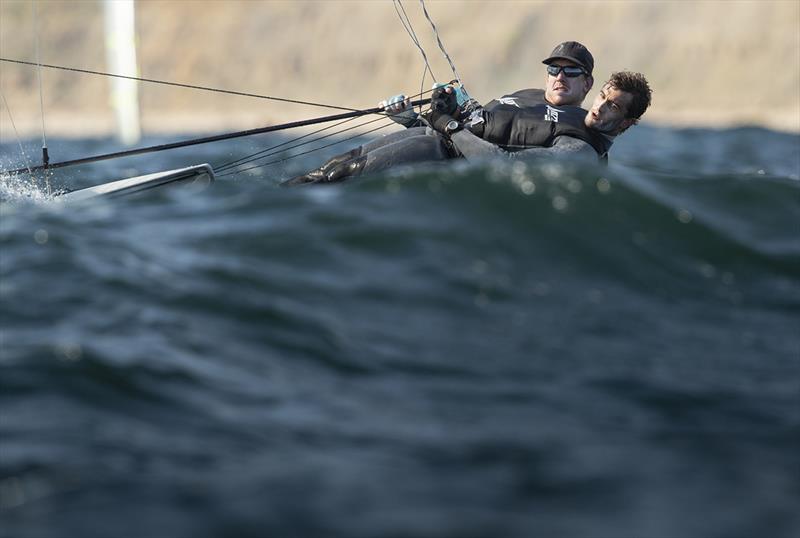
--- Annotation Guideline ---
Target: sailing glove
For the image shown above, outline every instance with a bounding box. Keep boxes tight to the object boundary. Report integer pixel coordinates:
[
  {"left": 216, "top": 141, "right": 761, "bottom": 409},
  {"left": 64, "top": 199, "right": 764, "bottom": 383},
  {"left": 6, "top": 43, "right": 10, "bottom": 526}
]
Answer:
[
  {"left": 432, "top": 82, "right": 470, "bottom": 107},
  {"left": 380, "top": 94, "right": 419, "bottom": 128},
  {"left": 430, "top": 86, "right": 458, "bottom": 115}
]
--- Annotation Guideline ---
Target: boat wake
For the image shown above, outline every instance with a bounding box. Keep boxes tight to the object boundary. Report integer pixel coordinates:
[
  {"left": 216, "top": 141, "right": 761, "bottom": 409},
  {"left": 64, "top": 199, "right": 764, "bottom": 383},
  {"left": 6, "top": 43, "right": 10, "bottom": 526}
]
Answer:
[{"left": 0, "top": 170, "right": 55, "bottom": 203}]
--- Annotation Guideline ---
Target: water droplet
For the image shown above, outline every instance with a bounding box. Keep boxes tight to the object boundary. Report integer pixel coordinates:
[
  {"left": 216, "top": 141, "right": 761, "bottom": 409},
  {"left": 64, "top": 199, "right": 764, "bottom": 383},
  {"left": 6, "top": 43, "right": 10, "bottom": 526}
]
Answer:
[
  {"left": 567, "top": 179, "right": 582, "bottom": 193},
  {"left": 33, "top": 229, "right": 48, "bottom": 244},
  {"left": 587, "top": 289, "right": 604, "bottom": 303},
  {"left": 511, "top": 161, "right": 527, "bottom": 175},
  {"left": 552, "top": 195, "right": 568, "bottom": 212},
  {"left": 533, "top": 282, "right": 551, "bottom": 296},
  {"left": 56, "top": 343, "right": 83, "bottom": 361},
  {"left": 699, "top": 263, "right": 716, "bottom": 279},
  {"left": 520, "top": 180, "right": 535, "bottom": 195},
  {"left": 474, "top": 292, "right": 489, "bottom": 308},
  {"left": 0, "top": 477, "right": 25, "bottom": 509},
  {"left": 472, "top": 259, "right": 488, "bottom": 275},
  {"left": 542, "top": 163, "right": 563, "bottom": 180}
]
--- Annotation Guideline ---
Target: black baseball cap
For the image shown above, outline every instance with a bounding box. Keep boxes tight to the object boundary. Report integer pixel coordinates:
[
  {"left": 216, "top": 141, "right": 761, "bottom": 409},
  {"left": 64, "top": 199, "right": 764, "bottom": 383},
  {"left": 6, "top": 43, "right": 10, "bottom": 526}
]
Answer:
[{"left": 542, "top": 41, "right": 594, "bottom": 75}]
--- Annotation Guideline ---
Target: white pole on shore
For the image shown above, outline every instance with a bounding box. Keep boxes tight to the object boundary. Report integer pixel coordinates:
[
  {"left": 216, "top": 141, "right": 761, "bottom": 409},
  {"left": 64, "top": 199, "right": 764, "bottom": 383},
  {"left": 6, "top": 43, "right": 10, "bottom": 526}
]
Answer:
[{"left": 104, "top": 0, "right": 140, "bottom": 146}]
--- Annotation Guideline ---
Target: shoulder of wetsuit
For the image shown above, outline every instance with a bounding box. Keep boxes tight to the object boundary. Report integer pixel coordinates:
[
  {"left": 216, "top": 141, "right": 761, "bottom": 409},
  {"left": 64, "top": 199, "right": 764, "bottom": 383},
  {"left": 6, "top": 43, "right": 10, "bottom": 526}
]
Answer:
[
  {"left": 485, "top": 88, "right": 549, "bottom": 111},
  {"left": 482, "top": 88, "right": 542, "bottom": 108},
  {"left": 508, "top": 88, "right": 547, "bottom": 101}
]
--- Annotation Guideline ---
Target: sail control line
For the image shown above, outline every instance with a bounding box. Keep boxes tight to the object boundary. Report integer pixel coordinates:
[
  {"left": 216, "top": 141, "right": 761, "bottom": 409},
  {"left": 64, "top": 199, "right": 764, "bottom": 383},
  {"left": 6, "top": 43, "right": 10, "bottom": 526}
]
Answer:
[
  {"left": 32, "top": 1, "right": 52, "bottom": 194},
  {"left": 0, "top": 58, "right": 361, "bottom": 113},
  {"left": 418, "top": 0, "right": 469, "bottom": 99},
  {"left": 392, "top": 0, "right": 472, "bottom": 116}
]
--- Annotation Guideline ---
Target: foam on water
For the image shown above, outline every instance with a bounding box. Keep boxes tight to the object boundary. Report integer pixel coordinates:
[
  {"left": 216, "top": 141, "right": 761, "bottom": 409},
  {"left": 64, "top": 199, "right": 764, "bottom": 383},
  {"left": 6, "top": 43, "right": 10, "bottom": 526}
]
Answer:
[{"left": 0, "top": 170, "right": 54, "bottom": 204}]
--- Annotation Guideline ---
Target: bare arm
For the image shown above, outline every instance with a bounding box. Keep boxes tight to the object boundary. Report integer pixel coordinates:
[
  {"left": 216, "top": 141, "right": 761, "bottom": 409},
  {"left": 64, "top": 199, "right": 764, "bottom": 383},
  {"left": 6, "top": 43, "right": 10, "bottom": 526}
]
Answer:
[{"left": 450, "top": 128, "right": 598, "bottom": 162}]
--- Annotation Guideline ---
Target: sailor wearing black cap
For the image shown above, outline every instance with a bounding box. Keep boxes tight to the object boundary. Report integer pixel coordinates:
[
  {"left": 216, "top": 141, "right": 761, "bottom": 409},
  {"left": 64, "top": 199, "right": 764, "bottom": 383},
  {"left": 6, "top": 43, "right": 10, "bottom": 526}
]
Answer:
[
  {"left": 282, "top": 42, "right": 617, "bottom": 185},
  {"left": 428, "top": 40, "right": 606, "bottom": 161},
  {"left": 541, "top": 40, "right": 595, "bottom": 106},
  {"left": 382, "top": 41, "right": 594, "bottom": 126},
  {"left": 427, "top": 69, "right": 652, "bottom": 163}
]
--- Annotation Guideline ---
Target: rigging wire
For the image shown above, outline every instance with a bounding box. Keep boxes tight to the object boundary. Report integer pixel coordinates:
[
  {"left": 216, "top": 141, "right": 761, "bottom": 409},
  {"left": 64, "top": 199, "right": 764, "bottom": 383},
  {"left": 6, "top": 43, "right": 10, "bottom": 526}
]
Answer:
[
  {"left": 216, "top": 120, "right": 395, "bottom": 178},
  {"left": 418, "top": 0, "right": 469, "bottom": 99},
  {"left": 393, "top": 0, "right": 435, "bottom": 115},
  {"left": 215, "top": 115, "right": 391, "bottom": 175},
  {"left": 215, "top": 115, "right": 363, "bottom": 172},
  {"left": 32, "top": 3, "right": 48, "bottom": 152},
  {"left": 31, "top": 1, "right": 51, "bottom": 194},
  {"left": 1, "top": 92, "right": 35, "bottom": 177},
  {"left": 0, "top": 58, "right": 363, "bottom": 113},
  {"left": 216, "top": 87, "right": 434, "bottom": 174},
  {"left": 393, "top": 0, "right": 436, "bottom": 82}
]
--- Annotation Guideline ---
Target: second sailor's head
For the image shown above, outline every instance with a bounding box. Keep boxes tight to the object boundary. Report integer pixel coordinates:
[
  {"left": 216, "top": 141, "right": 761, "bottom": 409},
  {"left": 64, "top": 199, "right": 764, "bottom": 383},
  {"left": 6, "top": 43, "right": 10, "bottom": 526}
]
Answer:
[{"left": 585, "top": 71, "right": 652, "bottom": 135}]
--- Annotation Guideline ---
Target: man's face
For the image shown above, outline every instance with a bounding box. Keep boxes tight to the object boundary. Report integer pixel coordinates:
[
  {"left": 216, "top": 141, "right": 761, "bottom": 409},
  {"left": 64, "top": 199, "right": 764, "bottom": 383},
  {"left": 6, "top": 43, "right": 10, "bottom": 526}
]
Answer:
[
  {"left": 544, "top": 60, "right": 593, "bottom": 106},
  {"left": 585, "top": 83, "right": 636, "bottom": 134}
]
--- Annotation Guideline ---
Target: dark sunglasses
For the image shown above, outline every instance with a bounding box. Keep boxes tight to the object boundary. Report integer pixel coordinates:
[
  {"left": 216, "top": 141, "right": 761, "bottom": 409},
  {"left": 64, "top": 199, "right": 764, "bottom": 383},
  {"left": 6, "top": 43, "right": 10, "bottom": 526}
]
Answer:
[{"left": 546, "top": 64, "right": 586, "bottom": 78}]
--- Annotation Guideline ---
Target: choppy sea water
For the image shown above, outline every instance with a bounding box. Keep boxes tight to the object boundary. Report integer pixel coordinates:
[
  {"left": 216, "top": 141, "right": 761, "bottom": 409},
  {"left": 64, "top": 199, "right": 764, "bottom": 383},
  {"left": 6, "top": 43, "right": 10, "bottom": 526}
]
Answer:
[{"left": 1, "top": 125, "right": 799, "bottom": 538}]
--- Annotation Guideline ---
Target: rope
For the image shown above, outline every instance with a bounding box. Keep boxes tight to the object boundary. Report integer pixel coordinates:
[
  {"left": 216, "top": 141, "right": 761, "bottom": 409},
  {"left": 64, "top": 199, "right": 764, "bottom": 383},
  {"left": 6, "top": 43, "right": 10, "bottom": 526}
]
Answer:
[
  {"left": 393, "top": 0, "right": 435, "bottom": 114},
  {"left": 32, "top": 4, "right": 48, "bottom": 151},
  {"left": 216, "top": 115, "right": 390, "bottom": 175},
  {"left": 31, "top": 1, "right": 51, "bottom": 194},
  {"left": 393, "top": 0, "right": 436, "bottom": 82},
  {"left": 1, "top": 92, "right": 34, "bottom": 177},
  {"left": 216, "top": 87, "right": 433, "bottom": 174},
  {"left": 419, "top": 0, "right": 470, "bottom": 99},
  {"left": 215, "top": 116, "right": 362, "bottom": 172},
  {"left": 2, "top": 98, "right": 432, "bottom": 176},
  {"left": 0, "top": 57, "right": 362, "bottom": 113},
  {"left": 216, "top": 120, "right": 395, "bottom": 178}
]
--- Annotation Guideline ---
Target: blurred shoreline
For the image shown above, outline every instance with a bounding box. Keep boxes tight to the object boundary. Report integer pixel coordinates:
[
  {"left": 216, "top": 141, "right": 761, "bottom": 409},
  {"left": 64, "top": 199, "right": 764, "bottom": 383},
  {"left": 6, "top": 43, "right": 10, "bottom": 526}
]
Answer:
[{"left": 1, "top": 0, "right": 799, "bottom": 140}]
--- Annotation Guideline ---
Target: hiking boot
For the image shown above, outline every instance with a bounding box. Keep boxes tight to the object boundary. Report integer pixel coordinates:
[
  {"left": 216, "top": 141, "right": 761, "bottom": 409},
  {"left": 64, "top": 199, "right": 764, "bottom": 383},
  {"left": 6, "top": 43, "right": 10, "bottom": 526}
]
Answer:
[{"left": 281, "top": 148, "right": 363, "bottom": 186}]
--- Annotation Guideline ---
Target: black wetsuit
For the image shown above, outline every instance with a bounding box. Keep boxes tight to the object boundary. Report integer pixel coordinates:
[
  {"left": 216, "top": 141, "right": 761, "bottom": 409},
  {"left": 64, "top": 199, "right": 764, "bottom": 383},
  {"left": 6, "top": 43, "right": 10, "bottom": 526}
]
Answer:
[
  {"left": 284, "top": 89, "right": 609, "bottom": 184},
  {"left": 469, "top": 89, "right": 613, "bottom": 158},
  {"left": 354, "top": 127, "right": 451, "bottom": 174}
]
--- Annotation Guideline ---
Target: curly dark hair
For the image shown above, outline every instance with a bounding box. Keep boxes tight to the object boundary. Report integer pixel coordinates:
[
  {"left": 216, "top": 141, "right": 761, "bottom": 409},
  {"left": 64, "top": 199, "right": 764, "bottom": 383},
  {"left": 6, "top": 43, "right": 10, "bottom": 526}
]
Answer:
[{"left": 607, "top": 71, "right": 652, "bottom": 120}]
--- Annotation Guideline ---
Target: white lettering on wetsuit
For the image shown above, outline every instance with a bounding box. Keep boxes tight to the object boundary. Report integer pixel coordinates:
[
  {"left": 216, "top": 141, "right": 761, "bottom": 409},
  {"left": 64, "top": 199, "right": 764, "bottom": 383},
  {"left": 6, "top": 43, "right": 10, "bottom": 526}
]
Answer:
[
  {"left": 544, "top": 105, "right": 564, "bottom": 122},
  {"left": 497, "top": 97, "right": 520, "bottom": 107}
]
